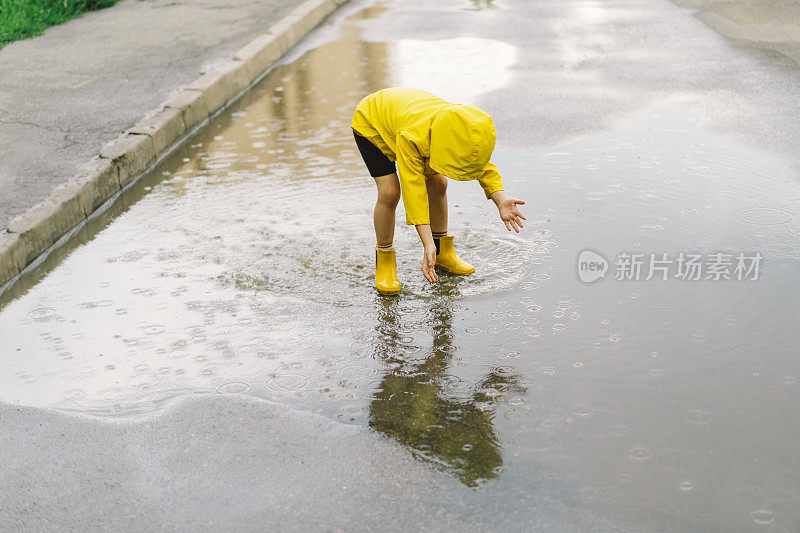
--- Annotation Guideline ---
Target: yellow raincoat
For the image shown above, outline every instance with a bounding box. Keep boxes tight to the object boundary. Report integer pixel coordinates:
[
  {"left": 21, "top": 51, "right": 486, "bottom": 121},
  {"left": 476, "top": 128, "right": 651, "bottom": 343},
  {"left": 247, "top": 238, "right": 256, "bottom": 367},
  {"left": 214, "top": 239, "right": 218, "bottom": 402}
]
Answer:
[{"left": 352, "top": 88, "right": 504, "bottom": 225}]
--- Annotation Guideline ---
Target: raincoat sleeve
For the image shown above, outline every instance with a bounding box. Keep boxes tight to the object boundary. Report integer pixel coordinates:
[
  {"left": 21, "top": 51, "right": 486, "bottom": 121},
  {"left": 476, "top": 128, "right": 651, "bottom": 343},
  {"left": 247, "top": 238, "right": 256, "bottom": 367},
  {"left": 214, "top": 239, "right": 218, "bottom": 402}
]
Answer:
[
  {"left": 395, "top": 131, "right": 430, "bottom": 225},
  {"left": 477, "top": 162, "right": 504, "bottom": 198}
]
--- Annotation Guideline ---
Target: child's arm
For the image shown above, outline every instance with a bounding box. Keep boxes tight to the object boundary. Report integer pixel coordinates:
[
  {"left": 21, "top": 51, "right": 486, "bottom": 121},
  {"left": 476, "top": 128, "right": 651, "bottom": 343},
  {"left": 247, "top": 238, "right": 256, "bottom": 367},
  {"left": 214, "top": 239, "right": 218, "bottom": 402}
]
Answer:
[
  {"left": 416, "top": 224, "right": 438, "bottom": 283},
  {"left": 394, "top": 132, "right": 439, "bottom": 283},
  {"left": 489, "top": 190, "right": 527, "bottom": 233}
]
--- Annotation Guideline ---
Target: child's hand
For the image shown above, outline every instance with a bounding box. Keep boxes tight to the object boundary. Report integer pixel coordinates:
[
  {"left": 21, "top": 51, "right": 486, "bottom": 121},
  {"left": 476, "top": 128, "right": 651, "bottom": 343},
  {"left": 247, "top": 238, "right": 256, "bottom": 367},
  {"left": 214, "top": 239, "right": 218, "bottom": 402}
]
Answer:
[
  {"left": 498, "top": 197, "right": 527, "bottom": 233},
  {"left": 421, "top": 244, "right": 438, "bottom": 283}
]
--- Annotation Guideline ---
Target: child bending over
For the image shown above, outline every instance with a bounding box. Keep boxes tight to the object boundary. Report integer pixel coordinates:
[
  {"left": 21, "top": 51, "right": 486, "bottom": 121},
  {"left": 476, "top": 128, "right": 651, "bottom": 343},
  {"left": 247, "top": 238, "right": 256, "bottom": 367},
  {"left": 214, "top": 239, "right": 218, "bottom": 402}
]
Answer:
[{"left": 352, "top": 88, "right": 526, "bottom": 295}]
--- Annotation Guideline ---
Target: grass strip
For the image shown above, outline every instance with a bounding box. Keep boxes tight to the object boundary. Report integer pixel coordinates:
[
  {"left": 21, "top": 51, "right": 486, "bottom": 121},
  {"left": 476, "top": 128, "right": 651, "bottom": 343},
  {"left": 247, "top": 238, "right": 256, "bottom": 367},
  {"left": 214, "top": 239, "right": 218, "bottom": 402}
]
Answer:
[{"left": 1, "top": 0, "right": 119, "bottom": 48}]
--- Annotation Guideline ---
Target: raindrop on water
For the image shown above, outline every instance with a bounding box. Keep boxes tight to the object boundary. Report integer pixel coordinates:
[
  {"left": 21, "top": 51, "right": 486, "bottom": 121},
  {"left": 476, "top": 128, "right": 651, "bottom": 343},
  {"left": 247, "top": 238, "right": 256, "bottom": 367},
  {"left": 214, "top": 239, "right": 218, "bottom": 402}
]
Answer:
[
  {"left": 216, "top": 381, "right": 253, "bottom": 394},
  {"left": 750, "top": 509, "right": 773, "bottom": 525},
  {"left": 627, "top": 446, "right": 653, "bottom": 461}
]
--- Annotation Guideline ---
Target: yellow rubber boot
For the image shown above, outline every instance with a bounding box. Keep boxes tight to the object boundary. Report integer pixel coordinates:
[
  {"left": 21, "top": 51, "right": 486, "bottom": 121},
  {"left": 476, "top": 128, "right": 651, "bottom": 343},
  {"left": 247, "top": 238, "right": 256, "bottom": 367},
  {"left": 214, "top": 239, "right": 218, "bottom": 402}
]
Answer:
[
  {"left": 435, "top": 235, "right": 475, "bottom": 274},
  {"left": 375, "top": 247, "right": 402, "bottom": 295}
]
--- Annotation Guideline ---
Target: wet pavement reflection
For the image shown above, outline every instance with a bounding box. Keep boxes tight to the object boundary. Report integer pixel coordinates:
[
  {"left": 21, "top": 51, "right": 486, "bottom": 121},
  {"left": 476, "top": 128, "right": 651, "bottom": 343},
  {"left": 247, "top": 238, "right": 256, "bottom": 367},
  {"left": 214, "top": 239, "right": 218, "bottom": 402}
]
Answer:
[
  {"left": 1, "top": 0, "right": 800, "bottom": 529},
  {"left": 369, "top": 292, "right": 525, "bottom": 487}
]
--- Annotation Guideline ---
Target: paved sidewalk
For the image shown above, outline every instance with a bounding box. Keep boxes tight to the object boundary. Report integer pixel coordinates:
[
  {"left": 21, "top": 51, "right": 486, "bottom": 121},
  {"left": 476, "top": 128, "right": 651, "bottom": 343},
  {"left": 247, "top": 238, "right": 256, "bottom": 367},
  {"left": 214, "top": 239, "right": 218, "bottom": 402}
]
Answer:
[{"left": 0, "top": 0, "right": 303, "bottom": 231}]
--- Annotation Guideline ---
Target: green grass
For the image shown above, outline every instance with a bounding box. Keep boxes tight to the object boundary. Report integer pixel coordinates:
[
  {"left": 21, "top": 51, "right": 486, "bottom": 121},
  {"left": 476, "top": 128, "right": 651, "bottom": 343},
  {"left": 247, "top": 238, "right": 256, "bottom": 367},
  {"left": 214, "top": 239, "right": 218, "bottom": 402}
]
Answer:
[{"left": 0, "top": 0, "right": 119, "bottom": 48}]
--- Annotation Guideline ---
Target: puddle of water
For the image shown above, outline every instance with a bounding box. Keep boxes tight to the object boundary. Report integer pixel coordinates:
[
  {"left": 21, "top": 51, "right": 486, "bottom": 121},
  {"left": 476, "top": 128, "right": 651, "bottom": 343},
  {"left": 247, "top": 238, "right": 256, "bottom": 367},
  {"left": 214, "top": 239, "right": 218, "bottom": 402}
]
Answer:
[
  {"left": 391, "top": 37, "right": 516, "bottom": 104},
  {"left": 1, "top": 0, "right": 800, "bottom": 528}
]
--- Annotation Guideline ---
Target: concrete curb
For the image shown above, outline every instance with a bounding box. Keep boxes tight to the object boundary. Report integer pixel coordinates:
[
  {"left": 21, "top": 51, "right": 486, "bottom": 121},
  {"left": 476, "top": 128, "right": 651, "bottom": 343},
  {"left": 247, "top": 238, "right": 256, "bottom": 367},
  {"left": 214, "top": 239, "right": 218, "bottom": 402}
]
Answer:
[{"left": 0, "top": 0, "right": 348, "bottom": 291}]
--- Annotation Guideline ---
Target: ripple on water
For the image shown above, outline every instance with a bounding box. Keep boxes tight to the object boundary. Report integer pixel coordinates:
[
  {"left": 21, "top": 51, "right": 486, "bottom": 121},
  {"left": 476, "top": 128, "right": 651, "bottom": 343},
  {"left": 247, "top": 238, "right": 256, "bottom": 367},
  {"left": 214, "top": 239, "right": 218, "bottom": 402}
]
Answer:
[
  {"left": 750, "top": 509, "right": 773, "bottom": 525},
  {"left": 627, "top": 445, "right": 653, "bottom": 461},
  {"left": 539, "top": 454, "right": 581, "bottom": 480},
  {"left": 216, "top": 381, "right": 253, "bottom": 394},
  {"left": 571, "top": 404, "right": 593, "bottom": 417},
  {"left": 735, "top": 207, "right": 794, "bottom": 225},
  {"left": 128, "top": 373, "right": 165, "bottom": 389},
  {"left": 655, "top": 449, "right": 703, "bottom": 472},
  {"left": 26, "top": 308, "right": 56, "bottom": 322},
  {"left": 600, "top": 494, "right": 683, "bottom": 532},
  {"left": 511, "top": 428, "right": 559, "bottom": 453},
  {"left": 491, "top": 365, "right": 516, "bottom": 376},
  {"left": 266, "top": 373, "right": 311, "bottom": 392},
  {"left": 683, "top": 408, "right": 712, "bottom": 424},
  {"left": 98, "top": 387, "right": 130, "bottom": 402}
]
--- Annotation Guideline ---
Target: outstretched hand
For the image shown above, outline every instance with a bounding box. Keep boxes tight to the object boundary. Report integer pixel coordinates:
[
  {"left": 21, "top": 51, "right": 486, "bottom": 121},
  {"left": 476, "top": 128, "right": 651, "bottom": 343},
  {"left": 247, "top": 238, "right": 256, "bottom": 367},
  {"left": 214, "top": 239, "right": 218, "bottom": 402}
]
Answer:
[
  {"left": 498, "top": 197, "right": 527, "bottom": 232},
  {"left": 421, "top": 245, "right": 438, "bottom": 283}
]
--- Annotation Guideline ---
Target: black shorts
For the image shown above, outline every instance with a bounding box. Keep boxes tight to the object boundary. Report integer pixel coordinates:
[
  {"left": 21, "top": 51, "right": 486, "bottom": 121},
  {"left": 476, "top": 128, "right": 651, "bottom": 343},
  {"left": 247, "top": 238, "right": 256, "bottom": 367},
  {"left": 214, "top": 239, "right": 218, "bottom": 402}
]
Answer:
[{"left": 353, "top": 130, "right": 396, "bottom": 177}]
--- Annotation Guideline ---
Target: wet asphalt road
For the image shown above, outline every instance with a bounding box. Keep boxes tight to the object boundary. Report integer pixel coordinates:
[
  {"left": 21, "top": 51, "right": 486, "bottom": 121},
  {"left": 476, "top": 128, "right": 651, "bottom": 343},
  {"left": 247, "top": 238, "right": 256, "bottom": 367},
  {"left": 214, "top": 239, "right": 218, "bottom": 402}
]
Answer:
[
  {"left": 0, "top": 0, "right": 303, "bottom": 230},
  {"left": 2, "top": 0, "right": 800, "bottom": 530}
]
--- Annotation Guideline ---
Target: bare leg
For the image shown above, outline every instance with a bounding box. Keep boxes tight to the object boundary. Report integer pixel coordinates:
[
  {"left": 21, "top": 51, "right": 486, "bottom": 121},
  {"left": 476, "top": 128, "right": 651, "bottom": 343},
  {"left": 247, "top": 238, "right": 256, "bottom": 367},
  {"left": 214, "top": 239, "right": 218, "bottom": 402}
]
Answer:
[
  {"left": 374, "top": 173, "right": 401, "bottom": 245},
  {"left": 426, "top": 173, "right": 448, "bottom": 235}
]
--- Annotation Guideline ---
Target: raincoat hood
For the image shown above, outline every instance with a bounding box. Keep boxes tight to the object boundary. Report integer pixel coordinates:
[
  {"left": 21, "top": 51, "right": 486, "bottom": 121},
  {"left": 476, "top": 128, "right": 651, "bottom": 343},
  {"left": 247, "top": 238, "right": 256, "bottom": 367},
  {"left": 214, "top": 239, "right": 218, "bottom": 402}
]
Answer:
[
  {"left": 352, "top": 88, "right": 505, "bottom": 225},
  {"left": 429, "top": 104, "right": 496, "bottom": 181}
]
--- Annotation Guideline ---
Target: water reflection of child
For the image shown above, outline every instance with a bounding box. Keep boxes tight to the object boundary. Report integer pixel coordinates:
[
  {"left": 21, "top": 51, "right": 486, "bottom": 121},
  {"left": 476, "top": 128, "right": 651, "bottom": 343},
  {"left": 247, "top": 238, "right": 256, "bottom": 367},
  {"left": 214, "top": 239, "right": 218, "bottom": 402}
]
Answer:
[
  {"left": 369, "top": 294, "right": 525, "bottom": 486},
  {"left": 352, "top": 88, "right": 526, "bottom": 295}
]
